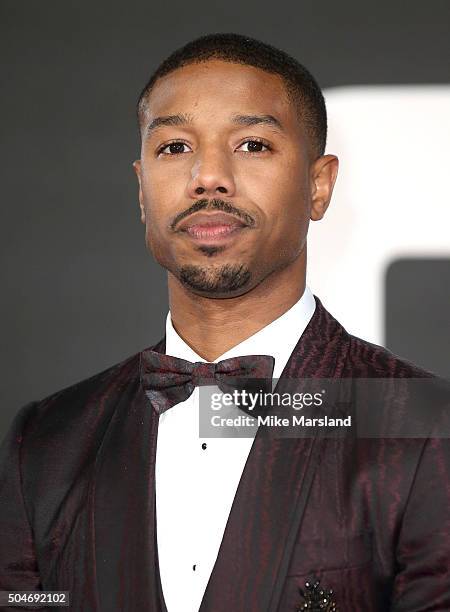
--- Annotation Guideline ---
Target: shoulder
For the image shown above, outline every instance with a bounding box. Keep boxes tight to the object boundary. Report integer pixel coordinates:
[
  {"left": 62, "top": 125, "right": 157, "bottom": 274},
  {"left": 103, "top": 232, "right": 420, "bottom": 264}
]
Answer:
[
  {"left": 310, "top": 297, "right": 439, "bottom": 380},
  {"left": 343, "top": 332, "right": 450, "bottom": 438},
  {"left": 344, "top": 331, "right": 437, "bottom": 378},
  {"left": 2, "top": 343, "right": 162, "bottom": 475},
  {"left": 13, "top": 341, "right": 162, "bottom": 441},
  {"left": 35, "top": 350, "right": 141, "bottom": 409}
]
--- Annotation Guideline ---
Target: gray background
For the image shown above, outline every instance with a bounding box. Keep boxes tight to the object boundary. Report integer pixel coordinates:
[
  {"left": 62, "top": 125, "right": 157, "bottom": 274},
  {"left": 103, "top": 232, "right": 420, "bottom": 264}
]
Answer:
[
  {"left": 1, "top": 0, "right": 449, "bottom": 434},
  {"left": 386, "top": 260, "right": 450, "bottom": 379}
]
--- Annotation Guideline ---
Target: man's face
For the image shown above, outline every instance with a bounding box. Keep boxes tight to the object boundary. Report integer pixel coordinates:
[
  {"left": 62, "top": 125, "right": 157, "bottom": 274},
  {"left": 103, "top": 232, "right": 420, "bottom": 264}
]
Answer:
[{"left": 134, "top": 59, "right": 337, "bottom": 298}]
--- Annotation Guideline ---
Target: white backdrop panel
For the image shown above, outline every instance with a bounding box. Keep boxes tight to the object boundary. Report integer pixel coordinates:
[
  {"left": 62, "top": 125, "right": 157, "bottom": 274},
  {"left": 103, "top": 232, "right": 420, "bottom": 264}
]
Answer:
[{"left": 307, "top": 85, "right": 450, "bottom": 344}]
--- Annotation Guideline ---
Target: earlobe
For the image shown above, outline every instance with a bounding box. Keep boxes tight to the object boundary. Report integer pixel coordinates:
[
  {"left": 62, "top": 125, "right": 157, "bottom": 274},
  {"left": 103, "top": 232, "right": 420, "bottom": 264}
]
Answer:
[
  {"left": 140, "top": 210, "right": 146, "bottom": 224},
  {"left": 310, "top": 154, "right": 339, "bottom": 222},
  {"left": 132, "top": 159, "right": 142, "bottom": 181},
  {"left": 132, "top": 160, "right": 146, "bottom": 224}
]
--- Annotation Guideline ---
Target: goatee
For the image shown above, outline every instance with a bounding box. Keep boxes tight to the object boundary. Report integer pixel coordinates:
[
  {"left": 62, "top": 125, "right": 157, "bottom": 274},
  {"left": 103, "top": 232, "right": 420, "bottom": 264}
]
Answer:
[{"left": 179, "top": 263, "right": 251, "bottom": 295}]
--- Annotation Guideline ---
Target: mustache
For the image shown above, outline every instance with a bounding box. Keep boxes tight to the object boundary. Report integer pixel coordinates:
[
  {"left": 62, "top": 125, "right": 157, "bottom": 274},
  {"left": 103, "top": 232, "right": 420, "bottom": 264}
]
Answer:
[{"left": 170, "top": 199, "right": 256, "bottom": 231}]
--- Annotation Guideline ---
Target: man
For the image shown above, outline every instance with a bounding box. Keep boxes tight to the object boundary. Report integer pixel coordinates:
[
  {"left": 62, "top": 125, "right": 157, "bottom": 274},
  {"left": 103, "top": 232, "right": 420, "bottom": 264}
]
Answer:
[{"left": 0, "top": 33, "right": 449, "bottom": 612}]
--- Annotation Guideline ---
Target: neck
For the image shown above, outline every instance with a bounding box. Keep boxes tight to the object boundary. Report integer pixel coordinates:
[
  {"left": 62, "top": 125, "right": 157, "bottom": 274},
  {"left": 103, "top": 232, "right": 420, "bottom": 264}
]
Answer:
[{"left": 167, "top": 250, "right": 306, "bottom": 362}]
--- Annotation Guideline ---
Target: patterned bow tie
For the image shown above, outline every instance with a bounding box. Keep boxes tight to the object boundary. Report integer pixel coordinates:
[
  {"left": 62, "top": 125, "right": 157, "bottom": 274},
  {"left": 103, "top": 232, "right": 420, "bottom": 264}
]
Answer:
[{"left": 140, "top": 350, "right": 275, "bottom": 415}]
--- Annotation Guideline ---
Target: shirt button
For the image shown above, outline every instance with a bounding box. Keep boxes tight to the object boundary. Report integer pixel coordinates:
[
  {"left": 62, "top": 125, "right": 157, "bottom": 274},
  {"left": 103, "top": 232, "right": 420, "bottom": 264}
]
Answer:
[{"left": 201, "top": 442, "right": 207, "bottom": 450}]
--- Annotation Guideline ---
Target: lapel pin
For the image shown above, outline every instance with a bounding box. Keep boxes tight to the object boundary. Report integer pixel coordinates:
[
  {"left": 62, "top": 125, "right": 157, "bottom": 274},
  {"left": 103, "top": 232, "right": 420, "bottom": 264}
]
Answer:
[{"left": 297, "top": 577, "right": 338, "bottom": 611}]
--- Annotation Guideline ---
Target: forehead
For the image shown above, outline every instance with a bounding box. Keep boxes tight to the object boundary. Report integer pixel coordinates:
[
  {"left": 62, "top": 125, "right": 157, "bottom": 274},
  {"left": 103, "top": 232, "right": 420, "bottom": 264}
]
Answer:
[{"left": 142, "top": 59, "right": 296, "bottom": 129}]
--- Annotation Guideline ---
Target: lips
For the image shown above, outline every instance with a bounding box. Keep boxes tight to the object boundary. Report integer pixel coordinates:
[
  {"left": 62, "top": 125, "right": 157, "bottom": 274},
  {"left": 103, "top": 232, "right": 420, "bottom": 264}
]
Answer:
[
  {"left": 185, "top": 223, "right": 243, "bottom": 239},
  {"left": 177, "top": 212, "right": 249, "bottom": 244},
  {"left": 178, "top": 212, "right": 248, "bottom": 232}
]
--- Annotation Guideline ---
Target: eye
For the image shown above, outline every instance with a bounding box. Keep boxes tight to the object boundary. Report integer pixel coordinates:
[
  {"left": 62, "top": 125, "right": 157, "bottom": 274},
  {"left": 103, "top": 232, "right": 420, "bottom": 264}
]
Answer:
[
  {"left": 236, "top": 139, "right": 271, "bottom": 153},
  {"left": 157, "top": 141, "right": 192, "bottom": 156}
]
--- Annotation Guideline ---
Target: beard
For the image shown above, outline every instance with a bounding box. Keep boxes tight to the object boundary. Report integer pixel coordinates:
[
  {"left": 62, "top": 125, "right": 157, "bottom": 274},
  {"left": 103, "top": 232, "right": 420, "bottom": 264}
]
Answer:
[{"left": 179, "top": 262, "right": 251, "bottom": 295}]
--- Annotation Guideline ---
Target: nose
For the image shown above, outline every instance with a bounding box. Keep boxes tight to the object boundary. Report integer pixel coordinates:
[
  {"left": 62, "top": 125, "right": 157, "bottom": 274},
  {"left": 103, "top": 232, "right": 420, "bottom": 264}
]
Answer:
[{"left": 187, "top": 148, "right": 236, "bottom": 199}]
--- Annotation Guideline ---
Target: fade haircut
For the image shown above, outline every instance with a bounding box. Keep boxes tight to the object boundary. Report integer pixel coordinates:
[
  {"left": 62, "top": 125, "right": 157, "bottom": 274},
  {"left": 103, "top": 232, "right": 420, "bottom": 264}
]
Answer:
[{"left": 137, "top": 33, "right": 327, "bottom": 158}]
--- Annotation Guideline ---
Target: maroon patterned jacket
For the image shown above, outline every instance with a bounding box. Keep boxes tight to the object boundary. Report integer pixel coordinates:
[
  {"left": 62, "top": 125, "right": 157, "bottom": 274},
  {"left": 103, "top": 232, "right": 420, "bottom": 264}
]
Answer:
[{"left": 1, "top": 296, "right": 449, "bottom": 611}]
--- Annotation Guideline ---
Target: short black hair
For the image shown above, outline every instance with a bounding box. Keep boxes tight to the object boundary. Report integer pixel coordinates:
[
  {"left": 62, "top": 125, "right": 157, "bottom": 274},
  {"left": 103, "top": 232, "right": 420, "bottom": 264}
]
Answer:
[{"left": 137, "top": 33, "right": 327, "bottom": 157}]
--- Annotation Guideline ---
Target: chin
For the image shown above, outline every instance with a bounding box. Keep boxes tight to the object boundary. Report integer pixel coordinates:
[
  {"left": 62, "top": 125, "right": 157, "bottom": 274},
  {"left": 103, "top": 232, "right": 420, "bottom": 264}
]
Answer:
[{"left": 178, "top": 263, "right": 252, "bottom": 297}]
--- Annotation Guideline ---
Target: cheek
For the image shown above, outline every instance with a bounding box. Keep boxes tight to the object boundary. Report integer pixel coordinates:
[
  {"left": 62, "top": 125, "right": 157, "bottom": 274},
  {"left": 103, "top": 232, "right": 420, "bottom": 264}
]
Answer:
[
  {"left": 277, "top": 160, "right": 311, "bottom": 226},
  {"left": 251, "top": 165, "right": 310, "bottom": 236},
  {"left": 140, "top": 168, "right": 183, "bottom": 225},
  {"left": 139, "top": 180, "right": 168, "bottom": 257},
  {"left": 139, "top": 170, "right": 186, "bottom": 263}
]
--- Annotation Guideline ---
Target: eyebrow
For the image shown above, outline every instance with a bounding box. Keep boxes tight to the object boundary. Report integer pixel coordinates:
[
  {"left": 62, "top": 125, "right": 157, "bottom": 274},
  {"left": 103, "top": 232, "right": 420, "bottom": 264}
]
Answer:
[
  {"left": 144, "top": 113, "right": 284, "bottom": 136},
  {"left": 230, "top": 114, "right": 284, "bottom": 132},
  {"left": 145, "top": 113, "right": 194, "bottom": 136}
]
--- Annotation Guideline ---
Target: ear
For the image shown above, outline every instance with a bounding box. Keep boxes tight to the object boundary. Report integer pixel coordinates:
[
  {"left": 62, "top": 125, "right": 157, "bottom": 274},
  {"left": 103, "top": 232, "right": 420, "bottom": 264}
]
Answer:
[
  {"left": 132, "top": 159, "right": 146, "bottom": 224},
  {"left": 309, "top": 154, "right": 339, "bottom": 221}
]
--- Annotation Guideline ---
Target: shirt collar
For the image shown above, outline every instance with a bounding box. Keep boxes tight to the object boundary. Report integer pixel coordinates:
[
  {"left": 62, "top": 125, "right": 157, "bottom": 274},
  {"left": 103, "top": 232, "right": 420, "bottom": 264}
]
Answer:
[{"left": 164, "top": 286, "right": 316, "bottom": 381}]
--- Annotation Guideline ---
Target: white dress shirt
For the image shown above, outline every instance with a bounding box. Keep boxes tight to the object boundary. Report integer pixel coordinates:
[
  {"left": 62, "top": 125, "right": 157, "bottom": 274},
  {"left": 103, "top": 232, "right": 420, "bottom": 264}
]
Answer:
[{"left": 155, "top": 286, "right": 316, "bottom": 612}]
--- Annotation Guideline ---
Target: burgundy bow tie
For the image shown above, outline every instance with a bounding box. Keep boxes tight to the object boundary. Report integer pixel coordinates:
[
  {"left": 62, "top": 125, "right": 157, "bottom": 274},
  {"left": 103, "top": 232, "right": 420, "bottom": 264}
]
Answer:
[{"left": 140, "top": 350, "right": 275, "bottom": 415}]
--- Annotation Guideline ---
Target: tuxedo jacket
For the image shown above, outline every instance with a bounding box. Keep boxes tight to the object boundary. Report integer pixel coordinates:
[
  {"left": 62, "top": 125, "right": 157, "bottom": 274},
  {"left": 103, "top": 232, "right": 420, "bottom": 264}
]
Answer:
[{"left": 1, "top": 296, "right": 449, "bottom": 611}]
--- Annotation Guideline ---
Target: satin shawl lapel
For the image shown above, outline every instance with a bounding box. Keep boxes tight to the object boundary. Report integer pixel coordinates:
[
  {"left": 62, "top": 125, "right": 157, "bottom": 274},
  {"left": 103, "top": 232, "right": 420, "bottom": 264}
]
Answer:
[
  {"left": 93, "top": 339, "right": 166, "bottom": 612},
  {"left": 199, "top": 297, "right": 351, "bottom": 612}
]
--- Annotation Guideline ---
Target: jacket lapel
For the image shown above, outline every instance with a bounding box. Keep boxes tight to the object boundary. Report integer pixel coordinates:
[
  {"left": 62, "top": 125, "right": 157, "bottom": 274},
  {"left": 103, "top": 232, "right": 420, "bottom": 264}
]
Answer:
[
  {"left": 93, "top": 339, "right": 166, "bottom": 611},
  {"left": 199, "top": 297, "right": 351, "bottom": 612}
]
